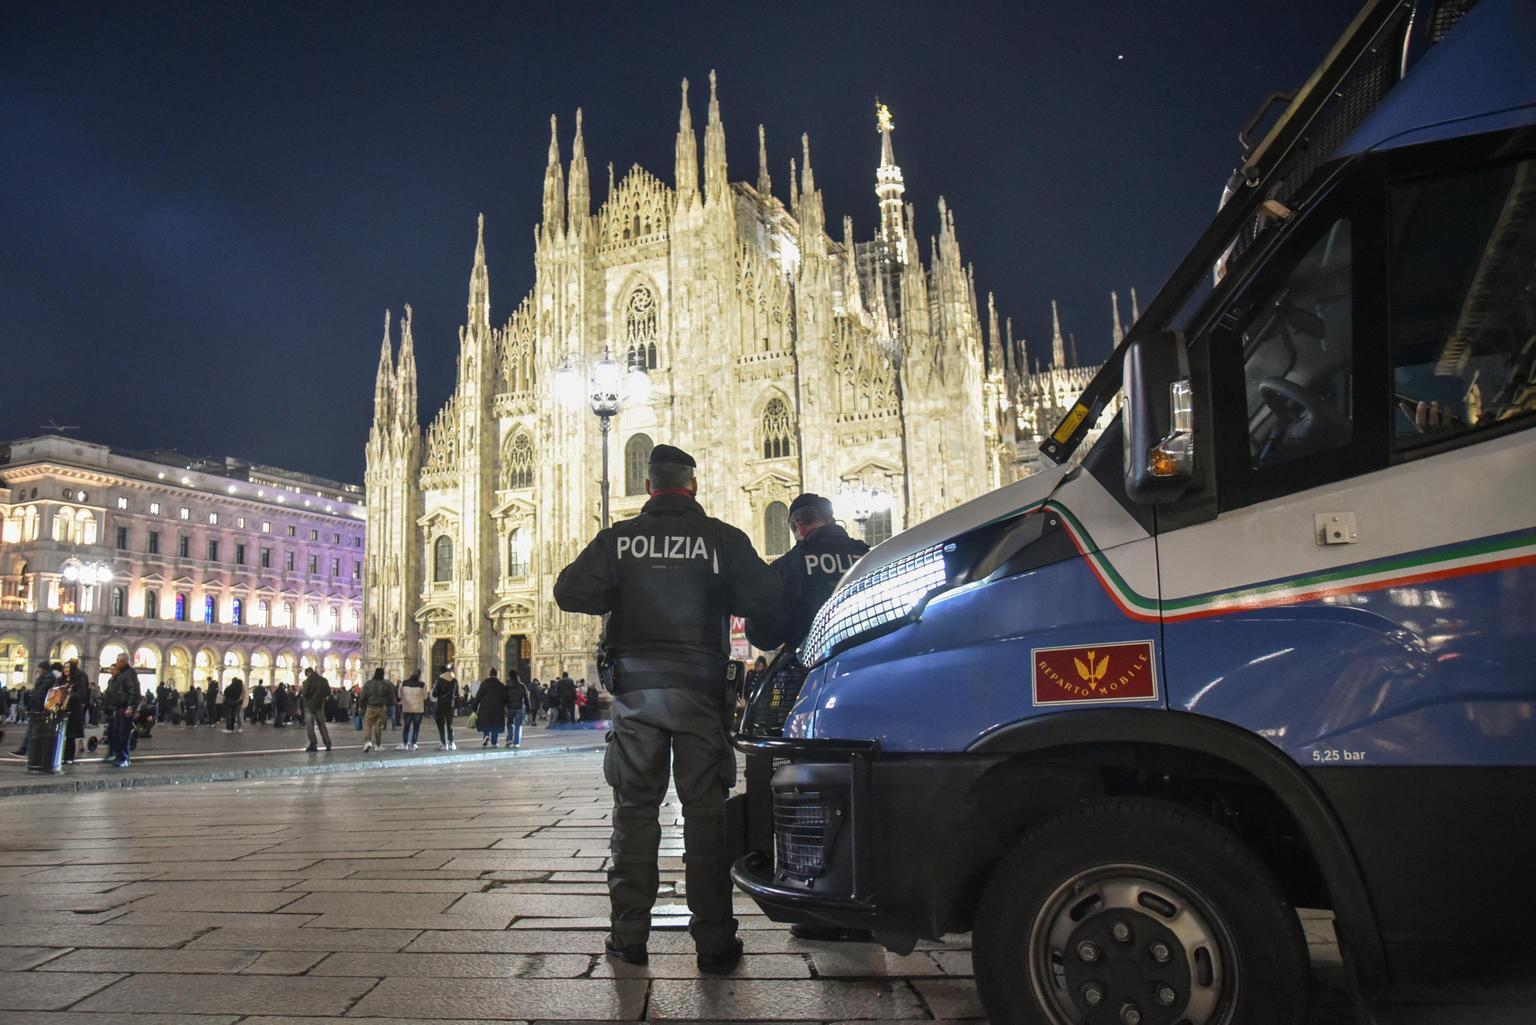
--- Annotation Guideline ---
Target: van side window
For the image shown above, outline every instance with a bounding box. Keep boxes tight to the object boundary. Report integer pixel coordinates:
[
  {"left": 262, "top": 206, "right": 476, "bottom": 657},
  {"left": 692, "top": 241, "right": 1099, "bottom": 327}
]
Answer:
[
  {"left": 1240, "top": 219, "right": 1355, "bottom": 469},
  {"left": 1389, "top": 159, "right": 1536, "bottom": 453}
]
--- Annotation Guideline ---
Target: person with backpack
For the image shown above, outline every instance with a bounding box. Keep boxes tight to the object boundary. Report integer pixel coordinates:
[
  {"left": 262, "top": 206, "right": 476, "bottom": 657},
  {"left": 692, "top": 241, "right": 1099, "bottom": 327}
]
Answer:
[
  {"left": 396, "top": 670, "right": 427, "bottom": 751},
  {"left": 432, "top": 670, "right": 457, "bottom": 750},
  {"left": 359, "top": 669, "right": 394, "bottom": 753}
]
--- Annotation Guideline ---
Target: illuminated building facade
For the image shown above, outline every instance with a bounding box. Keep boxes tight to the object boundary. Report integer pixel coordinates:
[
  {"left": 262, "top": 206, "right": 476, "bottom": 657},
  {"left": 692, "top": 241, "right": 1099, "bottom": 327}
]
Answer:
[{"left": 0, "top": 435, "right": 365, "bottom": 691}]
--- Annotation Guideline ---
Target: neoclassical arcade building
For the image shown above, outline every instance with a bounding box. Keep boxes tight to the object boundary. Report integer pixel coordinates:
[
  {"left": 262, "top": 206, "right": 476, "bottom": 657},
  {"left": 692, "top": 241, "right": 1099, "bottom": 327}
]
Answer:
[{"left": 0, "top": 435, "right": 366, "bottom": 692}]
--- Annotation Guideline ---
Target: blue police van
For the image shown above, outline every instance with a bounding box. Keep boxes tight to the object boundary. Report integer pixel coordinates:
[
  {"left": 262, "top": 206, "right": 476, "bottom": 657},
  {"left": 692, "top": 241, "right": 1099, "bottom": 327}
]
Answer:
[{"left": 731, "top": 1, "right": 1536, "bottom": 1022}]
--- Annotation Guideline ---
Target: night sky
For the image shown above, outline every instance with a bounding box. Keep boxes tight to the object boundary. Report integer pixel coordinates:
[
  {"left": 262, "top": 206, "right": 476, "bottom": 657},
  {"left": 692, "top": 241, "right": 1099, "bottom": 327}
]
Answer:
[{"left": 2, "top": 1, "right": 1358, "bottom": 484}]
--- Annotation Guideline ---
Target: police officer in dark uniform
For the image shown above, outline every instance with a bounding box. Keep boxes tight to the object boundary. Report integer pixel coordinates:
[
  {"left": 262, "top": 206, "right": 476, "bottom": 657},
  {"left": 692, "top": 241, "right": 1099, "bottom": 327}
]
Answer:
[
  {"left": 745, "top": 493, "right": 870, "bottom": 654},
  {"left": 553, "top": 444, "right": 778, "bottom": 973},
  {"left": 744, "top": 493, "right": 872, "bottom": 941}
]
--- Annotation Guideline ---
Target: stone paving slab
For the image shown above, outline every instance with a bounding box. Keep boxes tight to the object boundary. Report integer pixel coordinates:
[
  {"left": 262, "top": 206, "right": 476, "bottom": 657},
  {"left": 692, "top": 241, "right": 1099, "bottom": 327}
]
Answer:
[
  {"left": 350, "top": 977, "right": 647, "bottom": 1020},
  {"left": 0, "top": 1013, "right": 241, "bottom": 1025},
  {"left": 73, "top": 973, "right": 377, "bottom": 1016},
  {"left": 242, "top": 950, "right": 329, "bottom": 974},
  {"left": 311, "top": 951, "right": 593, "bottom": 978},
  {"left": 0, "top": 946, "right": 70, "bottom": 970},
  {"left": 186, "top": 927, "right": 420, "bottom": 951},
  {"left": 0, "top": 970, "right": 125, "bottom": 1010},
  {"left": 647, "top": 979, "right": 925, "bottom": 1020},
  {"left": 36, "top": 948, "right": 261, "bottom": 974}
]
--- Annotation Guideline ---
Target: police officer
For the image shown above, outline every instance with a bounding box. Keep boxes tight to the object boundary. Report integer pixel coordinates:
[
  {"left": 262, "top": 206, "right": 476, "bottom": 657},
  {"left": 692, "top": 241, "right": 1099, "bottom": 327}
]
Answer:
[
  {"left": 745, "top": 493, "right": 870, "bottom": 654},
  {"left": 744, "top": 493, "right": 873, "bottom": 942},
  {"left": 553, "top": 443, "right": 778, "bottom": 974}
]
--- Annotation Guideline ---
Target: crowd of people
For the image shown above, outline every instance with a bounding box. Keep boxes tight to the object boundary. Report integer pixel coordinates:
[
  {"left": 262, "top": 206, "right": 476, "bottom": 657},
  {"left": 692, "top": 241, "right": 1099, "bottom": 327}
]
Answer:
[{"left": 3, "top": 657, "right": 607, "bottom": 767}]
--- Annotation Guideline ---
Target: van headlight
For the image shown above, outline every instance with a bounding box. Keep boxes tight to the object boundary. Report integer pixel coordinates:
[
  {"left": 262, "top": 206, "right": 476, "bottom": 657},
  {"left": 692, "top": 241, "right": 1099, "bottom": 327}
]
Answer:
[{"left": 798, "top": 543, "right": 950, "bottom": 667}]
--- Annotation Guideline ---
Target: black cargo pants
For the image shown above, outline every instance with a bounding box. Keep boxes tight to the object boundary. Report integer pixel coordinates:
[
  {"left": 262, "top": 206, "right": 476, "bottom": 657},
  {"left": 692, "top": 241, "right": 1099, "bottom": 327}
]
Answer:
[{"left": 604, "top": 686, "right": 736, "bottom": 953}]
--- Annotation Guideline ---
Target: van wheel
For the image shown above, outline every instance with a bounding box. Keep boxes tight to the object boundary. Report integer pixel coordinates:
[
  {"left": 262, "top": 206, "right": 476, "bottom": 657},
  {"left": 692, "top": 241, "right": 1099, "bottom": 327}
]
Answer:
[{"left": 972, "top": 797, "right": 1307, "bottom": 1025}]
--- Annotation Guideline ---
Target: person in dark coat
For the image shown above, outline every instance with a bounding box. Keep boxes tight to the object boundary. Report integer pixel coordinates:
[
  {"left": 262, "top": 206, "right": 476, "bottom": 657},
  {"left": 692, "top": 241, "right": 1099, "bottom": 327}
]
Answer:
[
  {"left": 10, "top": 662, "right": 54, "bottom": 757},
  {"left": 223, "top": 677, "right": 245, "bottom": 732},
  {"left": 475, "top": 668, "right": 509, "bottom": 747},
  {"left": 505, "top": 671, "right": 530, "bottom": 748},
  {"left": 183, "top": 686, "right": 201, "bottom": 727},
  {"left": 62, "top": 658, "right": 90, "bottom": 764},
  {"left": 432, "top": 670, "right": 458, "bottom": 749},
  {"left": 102, "top": 654, "right": 140, "bottom": 767},
  {"left": 203, "top": 678, "right": 219, "bottom": 726}
]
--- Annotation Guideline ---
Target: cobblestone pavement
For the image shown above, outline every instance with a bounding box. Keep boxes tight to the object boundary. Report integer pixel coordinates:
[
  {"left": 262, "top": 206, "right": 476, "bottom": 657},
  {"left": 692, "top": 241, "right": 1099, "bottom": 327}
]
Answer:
[{"left": 0, "top": 748, "right": 1357, "bottom": 1023}]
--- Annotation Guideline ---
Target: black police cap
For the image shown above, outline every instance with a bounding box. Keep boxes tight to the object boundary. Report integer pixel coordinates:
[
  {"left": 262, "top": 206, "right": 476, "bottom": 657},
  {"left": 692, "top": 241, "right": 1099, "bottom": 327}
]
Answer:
[
  {"left": 648, "top": 444, "right": 696, "bottom": 468},
  {"left": 788, "top": 493, "right": 829, "bottom": 517}
]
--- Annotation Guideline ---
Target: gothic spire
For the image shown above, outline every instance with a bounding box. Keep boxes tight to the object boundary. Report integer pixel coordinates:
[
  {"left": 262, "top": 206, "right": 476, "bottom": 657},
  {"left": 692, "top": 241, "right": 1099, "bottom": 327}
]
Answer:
[
  {"left": 468, "top": 213, "right": 490, "bottom": 330},
  {"left": 396, "top": 303, "right": 418, "bottom": 429},
  {"left": 797, "top": 134, "right": 824, "bottom": 243},
  {"left": 788, "top": 157, "right": 799, "bottom": 215},
  {"left": 567, "top": 108, "right": 589, "bottom": 234},
  {"left": 1131, "top": 286, "right": 1141, "bottom": 322},
  {"left": 1051, "top": 299, "right": 1066, "bottom": 368},
  {"left": 842, "top": 215, "right": 862, "bottom": 313},
  {"left": 986, "top": 292, "right": 1003, "bottom": 375},
  {"left": 756, "top": 124, "right": 772, "bottom": 198},
  {"left": 703, "top": 69, "right": 728, "bottom": 204},
  {"left": 875, "top": 101, "right": 907, "bottom": 260},
  {"left": 541, "top": 115, "right": 564, "bottom": 233},
  {"left": 1069, "top": 332, "right": 1079, "bottom": 368},
  {"left": 373, "top": 309, "right": 394, "bottom": 427},
  {"left": 1111, "top": 290, "right": 1125, "bottom": 345},
  {"left": 674, "top": 78, "right": 699, "bottom": 209}
]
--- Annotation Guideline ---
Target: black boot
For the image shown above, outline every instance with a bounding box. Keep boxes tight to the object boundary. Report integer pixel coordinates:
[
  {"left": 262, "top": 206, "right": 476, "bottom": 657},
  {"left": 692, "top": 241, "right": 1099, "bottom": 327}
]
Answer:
[
  {"left": 696, "top": 936, "right": 744, "bottom": 974},
  {"left": 604, "top": 935, "right": 647, "bottom": 965}
]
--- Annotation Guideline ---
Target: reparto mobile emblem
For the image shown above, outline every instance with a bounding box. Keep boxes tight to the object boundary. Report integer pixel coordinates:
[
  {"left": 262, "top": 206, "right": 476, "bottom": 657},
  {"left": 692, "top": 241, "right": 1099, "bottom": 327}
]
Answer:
[{"left": 1032, "top": 640, "right": 1158, "bottom": 706}]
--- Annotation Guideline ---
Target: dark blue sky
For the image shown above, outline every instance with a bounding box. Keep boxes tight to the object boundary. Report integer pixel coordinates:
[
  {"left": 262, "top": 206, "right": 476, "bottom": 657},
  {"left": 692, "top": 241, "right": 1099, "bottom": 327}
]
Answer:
[{"left": 1, "top": 0, "right": 1357, "bottom": 483}]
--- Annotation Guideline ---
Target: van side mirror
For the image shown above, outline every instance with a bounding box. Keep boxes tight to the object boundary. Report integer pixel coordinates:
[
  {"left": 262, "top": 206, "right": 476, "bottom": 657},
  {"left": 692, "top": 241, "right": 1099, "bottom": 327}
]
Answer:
[{"left": 1123, "top": 331, "right": 1195, "bottom": 505}]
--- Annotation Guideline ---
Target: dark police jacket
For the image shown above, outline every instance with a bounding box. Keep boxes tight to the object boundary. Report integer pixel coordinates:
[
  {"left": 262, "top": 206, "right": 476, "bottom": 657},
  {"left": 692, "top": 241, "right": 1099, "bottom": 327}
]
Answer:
[
  {"left": 553, "top": 491, "right": 779, "bottom": 691},
  {"left": 745, "top": 523, "right": 869, "bottom": 652}
]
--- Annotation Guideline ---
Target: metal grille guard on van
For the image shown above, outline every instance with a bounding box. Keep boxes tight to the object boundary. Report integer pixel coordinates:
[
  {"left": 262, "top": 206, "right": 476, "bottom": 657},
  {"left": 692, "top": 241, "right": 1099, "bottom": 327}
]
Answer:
[{"left": 730, "top": 735, "right": 885, "bottom": 929}]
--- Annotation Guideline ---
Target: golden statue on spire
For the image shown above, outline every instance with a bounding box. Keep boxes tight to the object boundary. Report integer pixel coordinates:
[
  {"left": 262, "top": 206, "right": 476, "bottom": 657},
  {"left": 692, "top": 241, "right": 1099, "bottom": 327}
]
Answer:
[{"left": 876, "top": 101, "right": 894, "bottom": 134}]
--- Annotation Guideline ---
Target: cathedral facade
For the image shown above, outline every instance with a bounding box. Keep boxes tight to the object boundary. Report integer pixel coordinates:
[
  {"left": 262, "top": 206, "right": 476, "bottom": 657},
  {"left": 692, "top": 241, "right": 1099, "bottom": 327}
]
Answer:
[{"left": 363, "top": 76, "right": 1068, "bottom": 683}]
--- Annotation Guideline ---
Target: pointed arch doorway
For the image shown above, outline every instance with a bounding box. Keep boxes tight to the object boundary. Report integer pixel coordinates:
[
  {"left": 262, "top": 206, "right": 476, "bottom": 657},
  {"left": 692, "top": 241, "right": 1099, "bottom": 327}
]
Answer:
[
  {"left": 431, "top": 638, "right": 455, "bottom": 682},
  {"left": 503, "top": 634, "right": 531, "bottom": 684}
]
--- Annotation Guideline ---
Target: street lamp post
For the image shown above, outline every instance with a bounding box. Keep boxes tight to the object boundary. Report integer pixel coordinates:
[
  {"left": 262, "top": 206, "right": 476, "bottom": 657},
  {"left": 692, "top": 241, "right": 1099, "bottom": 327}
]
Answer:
[
  {"left": 833, "top": 485, "right": 892, "bottom": 546},
  {"left": 554, "top": 346, "right": 650, "bottom": 530}
]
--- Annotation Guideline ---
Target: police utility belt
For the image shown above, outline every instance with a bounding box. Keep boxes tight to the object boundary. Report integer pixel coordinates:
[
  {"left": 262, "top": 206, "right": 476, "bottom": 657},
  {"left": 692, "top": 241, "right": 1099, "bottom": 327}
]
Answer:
[{"left": 603, "top": 652, "right": 742, "bottom": 698}]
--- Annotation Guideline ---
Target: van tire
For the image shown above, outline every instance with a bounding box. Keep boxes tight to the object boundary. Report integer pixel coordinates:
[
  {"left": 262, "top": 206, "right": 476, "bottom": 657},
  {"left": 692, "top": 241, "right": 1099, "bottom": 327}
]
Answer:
[{"left": 972, "top": 796, "right": 1308, "bottom": 1025}]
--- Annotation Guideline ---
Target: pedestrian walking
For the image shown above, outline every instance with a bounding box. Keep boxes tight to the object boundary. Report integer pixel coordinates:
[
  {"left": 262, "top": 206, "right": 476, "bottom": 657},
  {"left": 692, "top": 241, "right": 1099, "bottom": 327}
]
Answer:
[
  {"left": 360, "top": 668, "right": 393, "bottom": 752},
  {"left": 62, "top": 658, "right": 89, "bottom": 765},
  {"left": 102, "top": 654, "right": 141, "bottom": 767},
  {"left": 252, "top": 681, "right": 269, "bottom": 724},
  {"left": 183, "top": 686, "right": 200, "bottom": 728},
  {"left": 432, "top": 670, "right": 457, "bottom": 750},
  {"left": 299, "top": 666, "right": 332, "bottom": 752},
  {"left": 397, "top": 670, "right": 426, "bottom": 751},
  {"left": 222, "top": 677, "right": 245, "bottom": 732},
  {"left": 506, "top": 671, "right": 529, "bottom": 748},
  {"left": 474, "top": 668, "right": 508, "bottom": 747},
  {"left": 554, "top": 442, "right": 778, "bottom": 973}
]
